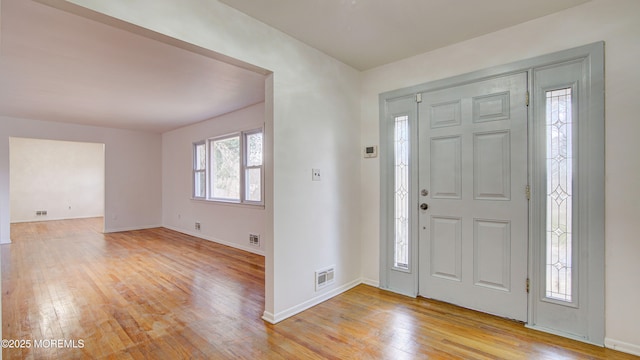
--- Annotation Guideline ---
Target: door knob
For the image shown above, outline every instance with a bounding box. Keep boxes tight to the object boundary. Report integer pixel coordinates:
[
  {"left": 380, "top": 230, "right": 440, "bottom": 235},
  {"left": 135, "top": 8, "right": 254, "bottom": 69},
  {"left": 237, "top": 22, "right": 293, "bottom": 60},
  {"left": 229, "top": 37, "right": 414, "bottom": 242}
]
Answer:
[{"left": 420, "top": 203, "right": 429, "bottom": 210}]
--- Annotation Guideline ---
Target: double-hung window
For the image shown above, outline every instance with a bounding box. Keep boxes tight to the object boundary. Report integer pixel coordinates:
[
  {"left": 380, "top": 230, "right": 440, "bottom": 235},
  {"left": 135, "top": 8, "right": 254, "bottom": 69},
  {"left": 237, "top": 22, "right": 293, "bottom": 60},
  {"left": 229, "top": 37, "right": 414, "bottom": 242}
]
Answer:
[{"left": 193, "top": 128, "right": 263, "bottom": 205}]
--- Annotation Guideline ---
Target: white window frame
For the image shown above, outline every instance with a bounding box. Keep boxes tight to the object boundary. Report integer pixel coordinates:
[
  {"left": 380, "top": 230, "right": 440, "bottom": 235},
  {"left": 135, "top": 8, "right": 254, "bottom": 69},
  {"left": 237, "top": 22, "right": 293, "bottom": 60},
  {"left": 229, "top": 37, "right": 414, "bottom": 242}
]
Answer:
[
  {"left": 209, "top": 133, "right": 242, "bottom": 202},
  {"left": 192, "top": 141, "right": 206, "bottom": 199},
  {"left": 242, "top": 129, "right": 264, "bottom": 205},
  {"left": 192, "top": 128, "right": 264, "bottom": 206}
]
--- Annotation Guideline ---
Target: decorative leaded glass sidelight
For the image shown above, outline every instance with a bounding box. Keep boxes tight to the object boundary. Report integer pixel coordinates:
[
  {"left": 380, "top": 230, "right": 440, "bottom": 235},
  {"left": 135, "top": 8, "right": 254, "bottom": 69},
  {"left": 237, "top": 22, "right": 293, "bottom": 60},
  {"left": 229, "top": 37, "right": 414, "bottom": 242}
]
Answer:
[
  {"left": 394, "top": 115, "right": 410, "bottom": 270},
  {"left": 545, "top": 88, "right": 573, "bottom": 302}
]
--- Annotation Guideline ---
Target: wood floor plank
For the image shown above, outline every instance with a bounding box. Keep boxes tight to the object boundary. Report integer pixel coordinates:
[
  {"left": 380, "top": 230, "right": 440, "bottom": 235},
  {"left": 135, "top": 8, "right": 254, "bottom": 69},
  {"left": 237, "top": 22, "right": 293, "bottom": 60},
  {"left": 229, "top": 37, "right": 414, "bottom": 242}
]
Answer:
[{"left": 2, "top": 218, "right": 637, "bottom": 359}]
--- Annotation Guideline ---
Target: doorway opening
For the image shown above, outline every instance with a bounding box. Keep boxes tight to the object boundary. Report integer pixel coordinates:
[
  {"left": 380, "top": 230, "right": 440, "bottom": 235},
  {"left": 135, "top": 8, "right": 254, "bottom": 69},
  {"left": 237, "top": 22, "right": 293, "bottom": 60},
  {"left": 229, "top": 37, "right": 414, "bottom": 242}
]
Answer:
[
  {"left": 0, "top": 0, "right": 274, "bottom": 324},
  {"left": 9, "top": 137, "right": 105, "bottom": 232}
]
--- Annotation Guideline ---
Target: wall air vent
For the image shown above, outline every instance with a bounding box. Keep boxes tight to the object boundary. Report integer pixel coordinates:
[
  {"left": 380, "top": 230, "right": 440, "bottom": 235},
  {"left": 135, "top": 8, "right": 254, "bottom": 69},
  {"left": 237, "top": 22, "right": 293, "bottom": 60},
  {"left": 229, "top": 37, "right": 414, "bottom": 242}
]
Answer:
[
  {"left": 315, "top": 266, "right": 335, "bottom": 291},
  {"left": 249, "top": 234, "right": 260, "bottom": 246}
]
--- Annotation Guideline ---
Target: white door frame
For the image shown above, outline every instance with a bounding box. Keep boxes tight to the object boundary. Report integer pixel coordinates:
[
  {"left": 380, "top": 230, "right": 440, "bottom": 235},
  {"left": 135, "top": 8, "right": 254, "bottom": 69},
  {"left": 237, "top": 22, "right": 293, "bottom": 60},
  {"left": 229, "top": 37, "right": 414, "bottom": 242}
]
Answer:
[{"left": 379, "top": 42, "right": 604, "bottom": 344}]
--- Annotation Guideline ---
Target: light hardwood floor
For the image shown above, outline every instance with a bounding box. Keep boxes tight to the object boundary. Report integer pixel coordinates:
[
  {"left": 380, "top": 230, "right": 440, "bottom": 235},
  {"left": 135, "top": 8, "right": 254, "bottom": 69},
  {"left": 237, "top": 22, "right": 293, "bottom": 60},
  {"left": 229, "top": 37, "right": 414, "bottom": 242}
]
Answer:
[{"left": 2, "top": 218, "right": 636, "bottom": 359}]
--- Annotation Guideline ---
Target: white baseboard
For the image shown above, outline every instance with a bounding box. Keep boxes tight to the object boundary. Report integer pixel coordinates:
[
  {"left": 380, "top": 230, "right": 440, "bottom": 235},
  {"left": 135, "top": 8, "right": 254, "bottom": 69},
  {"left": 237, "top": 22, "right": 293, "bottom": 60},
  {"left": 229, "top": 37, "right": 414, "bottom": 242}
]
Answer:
[
  {"left": 261, "top": 311, "right": 276, "bottom": 324},
  {"left": 605, "top": 338, "right": 640, "bottom": 356},
  {"left": 361, "top": 278, "right": 380, "bottom": 288},
  {"left": 0, "top": 237, "right": 11, "bottom": 245},
  {"left": 163, "top": 225, "right": 265, "bottom": 256},
  {"left": 104, "top": 224, "right": 162, "bottom": 233},
  {"left": 11, "top": 214, "right": 104, "bottom": 223},
  {"left": 262, "top": 278, "right": 363, "bottom": 324}
]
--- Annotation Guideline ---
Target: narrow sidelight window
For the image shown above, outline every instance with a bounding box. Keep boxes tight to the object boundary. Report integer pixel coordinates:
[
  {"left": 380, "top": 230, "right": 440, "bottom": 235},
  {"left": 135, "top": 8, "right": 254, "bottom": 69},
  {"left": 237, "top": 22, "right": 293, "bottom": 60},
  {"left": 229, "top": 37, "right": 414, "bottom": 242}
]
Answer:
[
  {"left": 545, "top": 88, "right": 573, "bottom": 302},
  {"left": 193, "top": 141, "right": 206, "bottom": 199},
  {"left": 244, "top": 130, "right": 263, "bottom": 203},
  {"left": 394, "top": 115, "right": 410, "bottom": 270}
]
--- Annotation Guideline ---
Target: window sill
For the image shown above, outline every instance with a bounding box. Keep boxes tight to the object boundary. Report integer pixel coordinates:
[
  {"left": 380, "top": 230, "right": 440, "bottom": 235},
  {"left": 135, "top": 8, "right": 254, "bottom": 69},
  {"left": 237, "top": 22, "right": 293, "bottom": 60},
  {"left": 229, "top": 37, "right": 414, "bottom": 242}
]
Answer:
[{"left": 190, "top": 198, "right": 265, "bottom": 210}]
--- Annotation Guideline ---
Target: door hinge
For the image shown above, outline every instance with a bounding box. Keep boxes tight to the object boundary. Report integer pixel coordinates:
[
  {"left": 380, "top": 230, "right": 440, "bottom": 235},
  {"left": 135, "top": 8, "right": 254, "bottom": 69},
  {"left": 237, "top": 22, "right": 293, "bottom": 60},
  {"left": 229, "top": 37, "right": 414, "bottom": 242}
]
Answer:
[
  {"left": 526, "top": 278, "right": 530, "bottom": 293},
  {"left": 525, "top": 185, "right": 531, "bottom": 201},
  {"left": 525, "top": 91, "right": 530, "bottom": 107},
  {"left": 416, "top": 93, "right": 422, "bottom": 103}
]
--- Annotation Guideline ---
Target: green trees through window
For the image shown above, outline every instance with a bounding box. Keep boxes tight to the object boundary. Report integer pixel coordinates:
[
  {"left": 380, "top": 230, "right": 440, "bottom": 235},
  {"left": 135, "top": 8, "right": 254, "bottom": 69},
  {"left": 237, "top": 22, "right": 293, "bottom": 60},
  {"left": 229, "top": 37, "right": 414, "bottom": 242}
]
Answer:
[{"left": 193, "top": 129, "right": 263, "bottom": 205}]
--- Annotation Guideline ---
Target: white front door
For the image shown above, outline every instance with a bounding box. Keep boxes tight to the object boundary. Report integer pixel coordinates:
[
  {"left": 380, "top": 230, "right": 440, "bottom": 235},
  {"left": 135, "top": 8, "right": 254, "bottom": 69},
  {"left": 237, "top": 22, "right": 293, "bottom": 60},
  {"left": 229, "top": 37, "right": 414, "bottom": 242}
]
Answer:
[{"left": 417, "top": 73, "right": 529, "bottom": 321}]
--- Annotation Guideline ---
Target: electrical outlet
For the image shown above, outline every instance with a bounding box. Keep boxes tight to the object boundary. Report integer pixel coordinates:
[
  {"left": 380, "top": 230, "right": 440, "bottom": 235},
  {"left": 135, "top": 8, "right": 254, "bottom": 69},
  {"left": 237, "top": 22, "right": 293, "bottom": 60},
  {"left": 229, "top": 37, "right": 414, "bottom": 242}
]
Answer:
[
  {"left": 195, "top": 222, "right": 201, "bottom": 231},
  {"left": 312, "top": 168, "right": 321, "bottom": 181}
]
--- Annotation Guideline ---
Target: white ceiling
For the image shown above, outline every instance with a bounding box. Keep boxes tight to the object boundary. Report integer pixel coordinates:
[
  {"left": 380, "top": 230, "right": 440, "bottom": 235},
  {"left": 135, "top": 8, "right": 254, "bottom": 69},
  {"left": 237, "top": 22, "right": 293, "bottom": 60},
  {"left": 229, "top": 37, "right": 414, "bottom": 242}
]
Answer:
[
  {"left": 220, "top": 0, "right": 591, "bottom": 71},
  {"left": 0, "top": 0, "right": 591, "bottom": 133},
  {"left": 0, "top": 0, "right": 267, "bottom": 133}
]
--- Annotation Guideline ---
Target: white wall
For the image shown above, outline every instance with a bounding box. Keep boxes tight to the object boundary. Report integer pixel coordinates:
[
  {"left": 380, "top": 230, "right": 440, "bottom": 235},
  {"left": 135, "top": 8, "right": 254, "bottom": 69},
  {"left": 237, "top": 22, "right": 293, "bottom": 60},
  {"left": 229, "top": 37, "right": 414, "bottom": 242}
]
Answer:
[
  {"left": 0, "top": 116, "right": 162, "bottom": 240},
  {"left": 14, "top": 1, "right": 636, "bottom": 354},
  {"left": 10, "top": 137, "right": 104, "bottom": 223},
  {"left": 360, "top": 0, "right": 640, "bottom": 354},
  {"left": 56, "top": 0, "right": 363, "bottom": 322},
  {"left": 162, "top": 103, "right": 266, "bottom": 255}
]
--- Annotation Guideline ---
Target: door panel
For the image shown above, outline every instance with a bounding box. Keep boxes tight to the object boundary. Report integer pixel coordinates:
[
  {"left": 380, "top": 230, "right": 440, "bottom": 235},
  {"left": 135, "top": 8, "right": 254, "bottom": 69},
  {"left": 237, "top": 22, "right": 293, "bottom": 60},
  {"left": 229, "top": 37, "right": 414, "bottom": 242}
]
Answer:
[
  {"left": 418, "top": 72, "right": 528, "bottom": 321},
  {"left": 474, "top": 219, "right": 511, "bottom": 291},
  {"left": 430, "top": 216, "right": 462, "bottom": 281},
  {"left": 430, "top": 136, "right": 462, "bottom": 199},
  {"left": 473, "top": 131, "right": 511, "bottom": 200}
]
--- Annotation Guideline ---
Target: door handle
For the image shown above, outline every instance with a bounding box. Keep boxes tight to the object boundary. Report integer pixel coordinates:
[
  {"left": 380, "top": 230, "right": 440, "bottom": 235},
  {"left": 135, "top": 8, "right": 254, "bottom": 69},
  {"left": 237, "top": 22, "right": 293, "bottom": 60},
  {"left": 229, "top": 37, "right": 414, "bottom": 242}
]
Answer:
[{"left": 420, "top": 203, "right": 429, "bottom": 210}]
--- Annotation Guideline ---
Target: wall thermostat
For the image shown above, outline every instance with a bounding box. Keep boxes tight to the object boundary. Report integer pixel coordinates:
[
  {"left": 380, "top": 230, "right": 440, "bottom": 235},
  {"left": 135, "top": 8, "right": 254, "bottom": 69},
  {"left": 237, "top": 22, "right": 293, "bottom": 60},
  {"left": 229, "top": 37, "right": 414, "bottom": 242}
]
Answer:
[{"left": 364, "top": 145, "right": 378, "bottom": 158}]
